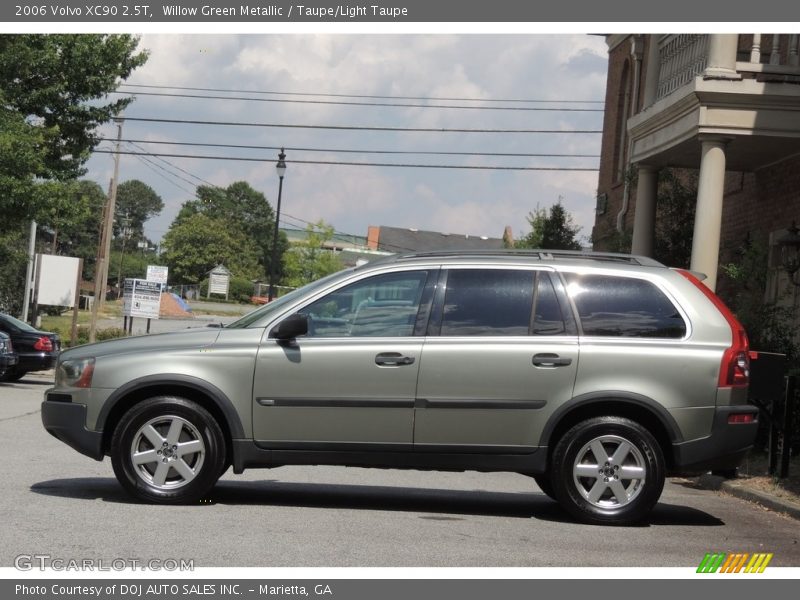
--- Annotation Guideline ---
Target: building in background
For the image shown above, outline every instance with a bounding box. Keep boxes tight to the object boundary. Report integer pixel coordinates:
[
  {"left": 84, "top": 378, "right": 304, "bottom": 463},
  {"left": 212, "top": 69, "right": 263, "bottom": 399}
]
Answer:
[
  {"left": 366, "top": 225, "right": 510, "bottom": 254},
  {"left": 593, "top": 34, "right": 800, "bottom": 296}
]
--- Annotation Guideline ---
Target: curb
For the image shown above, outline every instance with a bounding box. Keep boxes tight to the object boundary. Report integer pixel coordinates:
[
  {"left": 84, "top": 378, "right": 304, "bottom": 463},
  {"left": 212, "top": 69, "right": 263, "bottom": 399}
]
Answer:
[{"left": 697, "top": 474, "right": 800, "bottom": 520}]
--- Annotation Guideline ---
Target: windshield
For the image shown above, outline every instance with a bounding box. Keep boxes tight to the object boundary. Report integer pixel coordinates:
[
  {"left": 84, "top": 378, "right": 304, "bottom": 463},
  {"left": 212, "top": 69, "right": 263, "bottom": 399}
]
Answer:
[
  {"left": 225, "top": 269, "right": 354, "bottom": 329},
  {"left": 0, "top": 313, "right": 38, "bottom": 332}
]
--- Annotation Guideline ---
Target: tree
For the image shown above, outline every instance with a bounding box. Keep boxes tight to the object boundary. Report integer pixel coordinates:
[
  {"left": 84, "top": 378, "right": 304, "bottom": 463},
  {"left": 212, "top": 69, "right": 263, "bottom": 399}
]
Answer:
[
  {"left": 178, "top": 181, "right": 287, "bottom": 280},
  {"left": 0, "top": 100, "right": 59, "bottom": 234},
  {"left": 653, "top": 169, "right": 697, "bottom": 268},
  {"left": 161, "top": 213, "right": 262, "bottom": 284},
  {"left": 37, "top": 180, "right": 105, "bottom": 256},
  {"left": 0, "top": 35, "right": 148, "bottom": 182},
  {"left": 114, "top": 180, "right": 164, "bottom": 245},
  {"left": 0, "top": 35, "right": 147, "bottom": 313},
  {"left": 517, "top": 200, "right": 582, "bottom": 250},
  {"left": 282, "top": 222, "right": 345, "bottom": 287}
]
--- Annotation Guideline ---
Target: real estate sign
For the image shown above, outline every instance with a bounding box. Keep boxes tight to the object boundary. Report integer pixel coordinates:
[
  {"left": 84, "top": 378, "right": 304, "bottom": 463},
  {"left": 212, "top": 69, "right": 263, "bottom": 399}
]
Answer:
[
  {"left": 146, "top": 265, "right": 169, "bottom": 286},
  {"left": 122, "top": 278, "right": 162, "bottom": 319}
]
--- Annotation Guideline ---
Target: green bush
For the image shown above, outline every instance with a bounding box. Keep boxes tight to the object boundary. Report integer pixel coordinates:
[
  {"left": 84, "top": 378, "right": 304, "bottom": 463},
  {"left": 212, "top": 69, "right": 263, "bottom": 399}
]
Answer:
[{"left": 56, "top": 326, "right": 128, "bottom": 348}]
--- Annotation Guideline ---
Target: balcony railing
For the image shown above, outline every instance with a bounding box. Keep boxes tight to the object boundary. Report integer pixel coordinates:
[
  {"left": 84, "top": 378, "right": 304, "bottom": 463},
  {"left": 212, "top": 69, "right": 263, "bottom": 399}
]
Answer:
[
  {"left": 656, "top": 34, "right": 708, "bottom": 101},
  {"left": 737, "top": 34, "right": 800, "bottom": 76},
  {"left": 655, "top": 34, "right": 800, "bottom": 102}
]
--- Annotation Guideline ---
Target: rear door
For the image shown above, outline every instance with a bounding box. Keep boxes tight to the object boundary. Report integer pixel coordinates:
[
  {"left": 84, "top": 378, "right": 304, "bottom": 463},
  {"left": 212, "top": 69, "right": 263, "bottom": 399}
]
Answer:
[{"left": 414, "top": 268, "right": 579, "bottom": 450}]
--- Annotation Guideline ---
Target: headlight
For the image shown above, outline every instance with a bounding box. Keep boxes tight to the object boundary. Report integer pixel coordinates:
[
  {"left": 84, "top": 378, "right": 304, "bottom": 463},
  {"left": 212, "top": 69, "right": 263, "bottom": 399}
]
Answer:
[{"left": 56, "top": 358, "right": 95, "bottom": 388}]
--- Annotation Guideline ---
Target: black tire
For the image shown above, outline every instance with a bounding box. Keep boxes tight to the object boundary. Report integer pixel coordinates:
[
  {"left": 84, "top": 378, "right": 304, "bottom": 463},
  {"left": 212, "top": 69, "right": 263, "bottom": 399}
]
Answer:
[
  {"left": 111, "top": 396, "right": 226, "bottom": 504},
  {"left": 0, "top": 367, "right": 26, "bottom": 382},
  {"left": 550, "top": 416, "right": 665, "bottom": 525},
  {"left": 533, "top": 475, "right": 556, "bottom": 500}
]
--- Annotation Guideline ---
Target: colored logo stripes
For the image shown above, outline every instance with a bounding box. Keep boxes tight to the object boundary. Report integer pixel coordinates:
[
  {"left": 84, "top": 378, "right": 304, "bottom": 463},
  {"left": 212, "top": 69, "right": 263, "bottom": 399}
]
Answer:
[{"left": 697, "top": 552, "right": 773, "bottom": 573}]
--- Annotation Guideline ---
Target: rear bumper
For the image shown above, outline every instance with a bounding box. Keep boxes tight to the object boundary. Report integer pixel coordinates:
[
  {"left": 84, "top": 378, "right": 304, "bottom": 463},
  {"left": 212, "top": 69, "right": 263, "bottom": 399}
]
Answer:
[
  {"left": 670, "top": 405, "right": 759, "bottom": 475},
  {"left": 41, "top": 399, "right": 104, "bottom": 461},
  {"left": 18, "top": 353, "right": 57, "bottom": 372},
  {"left": 0, "top": 354, "right": 18, "bottom": 369}
]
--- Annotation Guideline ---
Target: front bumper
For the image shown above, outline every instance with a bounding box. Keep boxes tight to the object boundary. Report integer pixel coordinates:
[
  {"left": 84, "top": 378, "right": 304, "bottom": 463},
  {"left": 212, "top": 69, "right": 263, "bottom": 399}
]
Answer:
[
  {"left": 41, "top": 398, "right": 104, "bottom": 461},
  {"left": 670, "top": 405, "right": 759, "bottom": 475}
]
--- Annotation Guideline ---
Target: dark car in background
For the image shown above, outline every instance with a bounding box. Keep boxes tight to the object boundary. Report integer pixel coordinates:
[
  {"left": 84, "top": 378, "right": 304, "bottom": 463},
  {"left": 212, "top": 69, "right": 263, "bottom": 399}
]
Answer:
[
  {"left": 0, "top": 332, "right": 18, "bottom": 380},
  {"left": 0, "top": 313, "right": 60, "bottom": 382}
]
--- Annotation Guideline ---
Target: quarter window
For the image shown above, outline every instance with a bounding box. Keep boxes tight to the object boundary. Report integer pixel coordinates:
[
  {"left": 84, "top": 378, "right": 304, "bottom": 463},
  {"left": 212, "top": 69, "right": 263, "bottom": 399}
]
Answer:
[{"left": 564, "top": 274, "right": 686, "bottom": 338}]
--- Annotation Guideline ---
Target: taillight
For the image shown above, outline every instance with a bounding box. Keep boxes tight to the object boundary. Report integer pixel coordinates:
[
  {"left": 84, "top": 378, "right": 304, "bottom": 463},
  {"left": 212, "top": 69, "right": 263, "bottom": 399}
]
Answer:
[
  {"left": 728, "top": 413, "right": 756, "bottom": 424},
  {"left": 33, "top": 336, "right": 53, "bottom": 352},
  {"left": 677, "top": 270, "right": 750, "bottom": 388}
]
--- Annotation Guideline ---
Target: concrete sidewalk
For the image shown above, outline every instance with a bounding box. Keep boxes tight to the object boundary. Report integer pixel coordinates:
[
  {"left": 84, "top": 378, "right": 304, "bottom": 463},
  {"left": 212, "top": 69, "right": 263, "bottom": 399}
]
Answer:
[{"left": 695, "top": 473, "right": 800, "bottom": 520}]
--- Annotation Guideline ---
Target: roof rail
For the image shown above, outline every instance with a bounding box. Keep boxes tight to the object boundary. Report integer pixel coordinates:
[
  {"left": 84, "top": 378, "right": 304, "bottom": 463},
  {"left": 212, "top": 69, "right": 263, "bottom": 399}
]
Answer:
[{"left": 391, "top": 249, "right": 666, "bottom": 267}]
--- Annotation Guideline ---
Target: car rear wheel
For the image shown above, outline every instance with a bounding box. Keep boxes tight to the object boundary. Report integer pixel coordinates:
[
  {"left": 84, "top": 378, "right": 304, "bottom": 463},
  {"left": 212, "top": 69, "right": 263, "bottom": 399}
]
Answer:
[
  {"left": 551, "top": 416, "right": 665, "bottom": 525},
  {"left": 111, "top": 397, "right": 225, "bottom": 504}
]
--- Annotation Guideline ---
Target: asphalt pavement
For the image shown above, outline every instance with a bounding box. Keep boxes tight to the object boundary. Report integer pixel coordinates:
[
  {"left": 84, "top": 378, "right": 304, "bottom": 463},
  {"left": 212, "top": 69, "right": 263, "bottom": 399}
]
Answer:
[{"left": 3, "top": 373, "right": 800, "bottom": 568}]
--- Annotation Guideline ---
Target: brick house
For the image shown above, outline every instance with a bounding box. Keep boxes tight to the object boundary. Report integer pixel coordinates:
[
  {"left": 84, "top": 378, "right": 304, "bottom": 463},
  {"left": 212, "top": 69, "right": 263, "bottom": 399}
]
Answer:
[{"left": 593, "top": 34, "right": 800, "bottom": 296}]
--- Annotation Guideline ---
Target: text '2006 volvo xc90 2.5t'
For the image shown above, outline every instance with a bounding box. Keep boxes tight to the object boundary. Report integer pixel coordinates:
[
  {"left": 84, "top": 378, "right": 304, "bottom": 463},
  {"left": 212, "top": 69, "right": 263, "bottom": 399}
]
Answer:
[{"left": 42, "top": 250, "right": 758, "bottom": 524}]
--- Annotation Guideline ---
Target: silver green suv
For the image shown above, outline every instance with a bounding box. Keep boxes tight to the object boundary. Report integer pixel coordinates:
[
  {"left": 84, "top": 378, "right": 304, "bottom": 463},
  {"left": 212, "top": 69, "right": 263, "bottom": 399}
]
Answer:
[{"left": 42, "top": 251, "right": 758, "bottom": 524}]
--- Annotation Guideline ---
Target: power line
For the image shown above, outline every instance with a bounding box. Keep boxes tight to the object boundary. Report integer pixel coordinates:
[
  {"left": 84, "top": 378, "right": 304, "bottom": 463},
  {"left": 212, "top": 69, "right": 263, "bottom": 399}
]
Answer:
[
  {"left": 121, "top": 116, "right": 602, "bottom": 135},
  {"left": 128, "top": 141, "right": 210, "bottom": 188},
  {"left": 129, "top": 151, "right": 197, "bottom": 197},
  {"left": 95, "top": 149, "right": 599, "bottom": 172},
  {"left": 118, "top": 146, "right": 442, "bottom": 253},
  {"left": 100, "top": 137, "right": 600, "bottom": 159},
  {"left": 125, "top": 143, "right": 202, "bottom": 194},
  {"left": 112, "top": 90, "right": 603, "bottom": 112},
  {"left": 120, "top": 83, "right": 605, "bottom": 105}
]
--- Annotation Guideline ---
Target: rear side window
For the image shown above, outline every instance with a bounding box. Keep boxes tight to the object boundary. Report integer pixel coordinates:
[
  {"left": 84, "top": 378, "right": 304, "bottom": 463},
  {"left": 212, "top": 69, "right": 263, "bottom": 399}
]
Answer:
[
  {"left": 564, "top": 274, "right": 686, "bottom": 338},
  {"left": 441, "top": 269, "right": 535, "bottom": 336},
  {"left": 436, "top": 269, "right": 569, "bottom": 336}
]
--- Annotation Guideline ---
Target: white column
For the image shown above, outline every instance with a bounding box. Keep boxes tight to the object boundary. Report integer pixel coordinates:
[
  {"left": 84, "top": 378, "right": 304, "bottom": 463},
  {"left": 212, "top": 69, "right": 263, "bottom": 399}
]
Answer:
[
  {"left": 704, "top": 34, "right": 741, "bottom": 80},
  {"left": 631, "top": 166, "right": 658, "bottom": 257},
  {"left": 690, "top": 138, "right": 729, "bottom": 290}
]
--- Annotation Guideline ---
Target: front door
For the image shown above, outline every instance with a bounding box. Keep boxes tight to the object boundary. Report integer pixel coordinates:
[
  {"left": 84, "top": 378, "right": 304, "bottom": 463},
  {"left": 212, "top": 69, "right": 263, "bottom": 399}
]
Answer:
[{"left": 252, "top": 269, "right": 433, "bottom": 446}]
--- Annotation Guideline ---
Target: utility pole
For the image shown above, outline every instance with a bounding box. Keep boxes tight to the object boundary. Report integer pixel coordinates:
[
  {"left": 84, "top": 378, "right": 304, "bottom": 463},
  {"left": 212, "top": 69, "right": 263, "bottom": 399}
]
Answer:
[
  {"left": 89, "top": 116, "right": 123, "bottom": 343},
  {"left": 21, "top": 220, "right": 37, "bottom": 323}
]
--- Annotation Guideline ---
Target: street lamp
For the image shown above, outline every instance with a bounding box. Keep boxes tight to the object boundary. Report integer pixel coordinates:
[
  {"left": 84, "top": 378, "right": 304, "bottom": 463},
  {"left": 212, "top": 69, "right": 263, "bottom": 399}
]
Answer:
[{"left": 268, "top": 148, "right": 287, "bottom": 301}]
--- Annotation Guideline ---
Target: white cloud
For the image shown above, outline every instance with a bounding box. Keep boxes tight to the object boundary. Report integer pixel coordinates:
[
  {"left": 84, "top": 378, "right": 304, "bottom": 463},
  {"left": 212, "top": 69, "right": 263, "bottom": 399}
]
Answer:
[{"left": 82, "top": 34, "right": 609, "bottom": 249}]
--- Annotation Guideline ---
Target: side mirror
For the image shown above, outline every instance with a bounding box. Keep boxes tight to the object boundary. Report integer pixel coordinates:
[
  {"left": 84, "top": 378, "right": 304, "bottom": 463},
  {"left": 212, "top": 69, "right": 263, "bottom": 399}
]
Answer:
[{"left": 270, "top": 313, "right": 309, "bottom": 340}]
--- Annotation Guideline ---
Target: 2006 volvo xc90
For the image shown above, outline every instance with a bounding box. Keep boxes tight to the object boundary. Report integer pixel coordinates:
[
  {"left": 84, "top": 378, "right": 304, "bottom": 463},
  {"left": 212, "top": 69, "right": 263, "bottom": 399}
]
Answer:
[{"left": 42, "top": 250, "right": 758, "bottom": 524}]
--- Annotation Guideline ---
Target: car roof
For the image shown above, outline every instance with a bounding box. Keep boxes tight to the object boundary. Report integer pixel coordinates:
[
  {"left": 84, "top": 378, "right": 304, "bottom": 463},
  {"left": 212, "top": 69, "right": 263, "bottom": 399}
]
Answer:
[{"left": 359, "top": 249, "right": 668, "bottom": 271}]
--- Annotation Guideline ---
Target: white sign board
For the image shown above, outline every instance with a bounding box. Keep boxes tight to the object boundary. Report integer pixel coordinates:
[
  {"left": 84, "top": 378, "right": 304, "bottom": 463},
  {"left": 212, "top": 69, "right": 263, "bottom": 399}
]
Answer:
[
  {"left": 36, "top": 254, "right": 81, "bottom": 307},
  {"left": 122, "top": 279, "right": 161, "bottom": 319},
  {"left": 208, "top": 272, "right": 230, "bottom": 296},
  {"left": 146, "top": 265, "right": 169, "bottom": 286}
]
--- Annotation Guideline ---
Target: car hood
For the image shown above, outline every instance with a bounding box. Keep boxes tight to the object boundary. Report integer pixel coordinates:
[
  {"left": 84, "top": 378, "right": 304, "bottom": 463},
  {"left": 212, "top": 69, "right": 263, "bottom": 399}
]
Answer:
[{"left": 59, "top": 327, "right": 222, "bottom": 361}]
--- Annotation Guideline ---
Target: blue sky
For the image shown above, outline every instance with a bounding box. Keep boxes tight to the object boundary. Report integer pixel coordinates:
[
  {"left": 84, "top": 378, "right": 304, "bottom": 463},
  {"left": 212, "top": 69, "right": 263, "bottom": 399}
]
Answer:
[{"left": 84, "top": 34, "right": 608, "bottom": 246}]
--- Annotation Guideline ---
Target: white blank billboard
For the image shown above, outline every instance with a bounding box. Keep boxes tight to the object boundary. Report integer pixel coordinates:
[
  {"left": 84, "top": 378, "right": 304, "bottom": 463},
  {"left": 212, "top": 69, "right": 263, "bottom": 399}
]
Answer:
[{"left": 36, "top": 254, "right": 81, "bottom": 307}]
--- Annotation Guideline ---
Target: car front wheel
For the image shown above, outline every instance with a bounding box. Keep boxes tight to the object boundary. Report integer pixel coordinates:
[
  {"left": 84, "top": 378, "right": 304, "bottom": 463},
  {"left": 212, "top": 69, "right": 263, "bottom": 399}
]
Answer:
[
  {"left": 551, "top": 416, "right": 665, "bottom": 525},
  {"left": 111, "top": 397, "right": 225, "bottom": 504}
]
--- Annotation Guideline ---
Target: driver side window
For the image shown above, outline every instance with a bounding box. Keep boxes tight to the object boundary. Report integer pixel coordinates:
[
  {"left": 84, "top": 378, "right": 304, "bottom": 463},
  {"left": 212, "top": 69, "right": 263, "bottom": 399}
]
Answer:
[{"left": 298, "top": 271, "right": 428, "bottom": 337}]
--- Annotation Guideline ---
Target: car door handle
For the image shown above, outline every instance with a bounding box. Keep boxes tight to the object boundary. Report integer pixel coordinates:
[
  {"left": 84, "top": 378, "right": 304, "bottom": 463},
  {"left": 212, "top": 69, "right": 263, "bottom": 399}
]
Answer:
[
  {"left": 375, "top": 352, "right": 416, "bottom": 366},
  {"left": 532, "top": 353, "right": 573, "bottom": 367}
]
